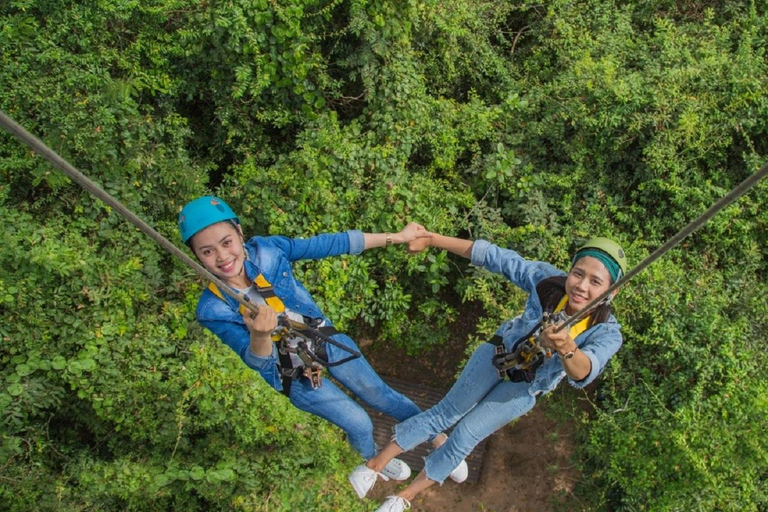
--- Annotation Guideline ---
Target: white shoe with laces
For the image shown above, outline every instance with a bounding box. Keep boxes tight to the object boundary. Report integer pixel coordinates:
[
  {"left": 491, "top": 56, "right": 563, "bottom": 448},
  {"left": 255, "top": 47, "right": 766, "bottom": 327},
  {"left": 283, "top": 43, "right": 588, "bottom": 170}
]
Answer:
[
  {"left": 376, "top": 495, "right": 411, "bottom": 512},
  {"left": 348, "top": 464, "right": 388, "bottom": 499},
  {"left": 449, "top": 459, "right": 469, "bottom": 483},
  {"left": 380, "top": 457, "right": 412, "bottom": 481}
]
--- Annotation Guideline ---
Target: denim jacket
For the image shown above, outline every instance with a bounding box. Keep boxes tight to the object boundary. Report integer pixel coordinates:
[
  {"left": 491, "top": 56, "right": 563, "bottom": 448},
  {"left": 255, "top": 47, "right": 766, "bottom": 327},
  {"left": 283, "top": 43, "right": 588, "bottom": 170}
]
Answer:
[
  {"left": 197, "top": 230, "right": 365, "bottom": 390},
  {"left": 470, "top": 240, "right": 623, "bottom": 395}
]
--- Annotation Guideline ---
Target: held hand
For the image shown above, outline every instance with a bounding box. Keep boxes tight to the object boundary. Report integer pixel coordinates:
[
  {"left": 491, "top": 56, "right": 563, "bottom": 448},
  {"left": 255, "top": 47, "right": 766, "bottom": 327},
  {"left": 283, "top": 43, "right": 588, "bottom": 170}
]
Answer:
[
  {"left": 539, "top": 322, "right": 577, "bottom": 356},
  {"left": 407, "top": 236, "right": 432, "bottom": 254},
  {"left": 242, "top": 306, "right": 278, "bottom": 338},
  {"left": 397, "top": 222, "right": 433, "bottom": 244}
]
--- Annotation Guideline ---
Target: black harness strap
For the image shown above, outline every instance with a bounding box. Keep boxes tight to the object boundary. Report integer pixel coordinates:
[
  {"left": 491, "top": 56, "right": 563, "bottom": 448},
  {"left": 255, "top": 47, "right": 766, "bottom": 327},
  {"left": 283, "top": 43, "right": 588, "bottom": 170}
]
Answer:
[
  {"left": 488, "top": 335, "right": 504, "bottom": 347},
  {"left": 278, "top": 350, "right": 299, "bottom": 397},
  {"left": 488, "top": 325, "right": 544, "bottom": 383}
]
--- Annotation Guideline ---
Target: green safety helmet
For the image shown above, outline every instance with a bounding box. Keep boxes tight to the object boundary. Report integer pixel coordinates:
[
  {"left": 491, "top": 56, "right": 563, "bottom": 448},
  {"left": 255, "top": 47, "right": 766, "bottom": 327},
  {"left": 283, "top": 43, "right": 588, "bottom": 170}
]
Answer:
[
  {"left": 178, "top": 196, "right": 239, "bottom": 244},
  {"left": 573, "top": 237, "right": 628, "bottom": 282}
]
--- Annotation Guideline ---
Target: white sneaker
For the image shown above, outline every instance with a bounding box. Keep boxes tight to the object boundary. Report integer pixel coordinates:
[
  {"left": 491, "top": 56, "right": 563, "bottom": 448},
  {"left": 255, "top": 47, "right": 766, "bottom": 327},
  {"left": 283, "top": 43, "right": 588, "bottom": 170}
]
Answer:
[
  {"left": 449, "top": 459, "right": 469, "bottom": 483},
  {"left": 348, "top": 464, "right": 388, "bottom": 499},
  {"left": 380, "top": 457, "right": 411, "bottom": 481},
  {"left": 376, "top": 495, "right": 411, "bottom": 512}
]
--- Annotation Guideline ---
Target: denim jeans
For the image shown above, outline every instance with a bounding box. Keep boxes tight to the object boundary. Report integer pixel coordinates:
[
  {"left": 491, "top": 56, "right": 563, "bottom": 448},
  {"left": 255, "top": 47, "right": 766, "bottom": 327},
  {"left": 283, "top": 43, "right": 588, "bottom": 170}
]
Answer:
[
  {"left": 394, "top": 342, "right": 537, "bottom": 483},
  {"left": 288, "top": 333, "right": 422, "bottom": 460}
]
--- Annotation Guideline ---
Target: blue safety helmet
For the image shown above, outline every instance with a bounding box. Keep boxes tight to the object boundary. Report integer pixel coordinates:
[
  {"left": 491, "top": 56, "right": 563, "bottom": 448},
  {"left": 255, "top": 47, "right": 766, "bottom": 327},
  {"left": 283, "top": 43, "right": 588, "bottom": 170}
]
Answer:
[{"left": 178, "top": 196, "right": 239, "bottom": 244}]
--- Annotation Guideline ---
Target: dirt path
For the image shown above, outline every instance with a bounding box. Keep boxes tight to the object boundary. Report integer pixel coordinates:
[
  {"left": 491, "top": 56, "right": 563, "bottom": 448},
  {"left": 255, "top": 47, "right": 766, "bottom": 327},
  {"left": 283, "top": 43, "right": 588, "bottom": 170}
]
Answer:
[{"left": 359, "top": 303, "right": 585, "bottom": 512}]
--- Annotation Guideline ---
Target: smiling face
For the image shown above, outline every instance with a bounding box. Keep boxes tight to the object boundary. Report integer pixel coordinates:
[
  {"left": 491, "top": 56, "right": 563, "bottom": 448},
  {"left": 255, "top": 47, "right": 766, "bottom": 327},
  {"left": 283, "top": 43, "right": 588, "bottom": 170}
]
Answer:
[
  {"left": 190, "top": 221, "right": 248, "bottom": 288},
  {"left": 564, "top": 255, "right": 613, "bottom": 315}
]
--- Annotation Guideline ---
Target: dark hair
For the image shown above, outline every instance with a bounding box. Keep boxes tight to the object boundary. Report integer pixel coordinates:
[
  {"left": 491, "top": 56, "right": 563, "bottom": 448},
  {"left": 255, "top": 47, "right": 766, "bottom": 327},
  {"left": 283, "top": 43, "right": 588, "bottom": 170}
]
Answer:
[{"left": 535, "top": 275, "right": 612, "bottom": 328}]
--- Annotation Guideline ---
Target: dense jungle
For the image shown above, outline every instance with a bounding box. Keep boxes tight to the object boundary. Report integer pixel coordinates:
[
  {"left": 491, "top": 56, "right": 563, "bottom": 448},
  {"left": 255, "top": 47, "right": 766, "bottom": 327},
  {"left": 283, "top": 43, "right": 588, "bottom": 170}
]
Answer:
[{"left": 1, "top": 1, "right": 767, "bottom": 510}]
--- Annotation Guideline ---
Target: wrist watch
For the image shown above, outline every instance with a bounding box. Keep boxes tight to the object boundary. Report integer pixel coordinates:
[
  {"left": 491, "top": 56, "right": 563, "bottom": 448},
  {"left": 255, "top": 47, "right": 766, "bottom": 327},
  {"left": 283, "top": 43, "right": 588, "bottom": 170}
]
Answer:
[{"left": 558, "top": 348, "right": 576, "bottom": 361}]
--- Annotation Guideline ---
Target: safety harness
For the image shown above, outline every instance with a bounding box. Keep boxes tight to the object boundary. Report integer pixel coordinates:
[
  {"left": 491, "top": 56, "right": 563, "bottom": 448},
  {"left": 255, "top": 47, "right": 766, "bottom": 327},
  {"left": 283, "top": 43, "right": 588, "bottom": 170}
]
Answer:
[
  {"left": 490, "top": 295, "right": 591, "bottom": 382},
  {"left": 2, "top": 111, "right": 767, "bottom": 394},
  {"left": 207, "top": 273, "right": 360, "bottom": 396}
]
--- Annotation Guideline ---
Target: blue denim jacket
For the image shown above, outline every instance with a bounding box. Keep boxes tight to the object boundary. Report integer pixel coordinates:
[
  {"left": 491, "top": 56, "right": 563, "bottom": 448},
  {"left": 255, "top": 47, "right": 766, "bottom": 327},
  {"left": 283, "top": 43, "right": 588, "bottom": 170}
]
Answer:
[
  {"left": 470, "top": 240, "right": 623, "bottom": 394},
  {"left": 197, "top": 230, "right": 366, "bottom": 390}
]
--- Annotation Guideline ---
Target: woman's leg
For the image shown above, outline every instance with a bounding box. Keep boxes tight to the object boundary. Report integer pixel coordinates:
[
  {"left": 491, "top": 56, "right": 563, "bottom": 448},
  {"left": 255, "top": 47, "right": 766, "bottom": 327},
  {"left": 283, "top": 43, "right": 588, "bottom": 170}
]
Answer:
[
  {"left": 325, "top": 334, "right": 421, "bottom": 421},
  {"left": 393, "top": 342, "right": 503, "bottom": 451},
  {"left": 366, "top": 343, "right": 502, "bottom": 472},
  {"left": 289, "top": 375, "right": 377, "bottom": 459},
  {"left": 397, "top": 471, "right": 436, "bottom": 501},
  {"left": 373, "top": 380, "right": 536, "bottom": 510},
  {"left": 421, "top": 379, "right": 536, "bottom": 483}
]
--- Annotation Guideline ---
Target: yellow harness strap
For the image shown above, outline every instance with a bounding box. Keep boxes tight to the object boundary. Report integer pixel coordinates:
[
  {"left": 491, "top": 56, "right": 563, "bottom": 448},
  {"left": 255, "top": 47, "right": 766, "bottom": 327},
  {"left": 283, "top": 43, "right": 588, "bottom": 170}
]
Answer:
[
  {"left": 554, "top": 295, "right": 591, "bottom": 339},
  {"left": 251, "top": 274, "right": 286, "bottom": 313},
  {"left": 207, "top": 273, "right": 287, "bottom": 317}
]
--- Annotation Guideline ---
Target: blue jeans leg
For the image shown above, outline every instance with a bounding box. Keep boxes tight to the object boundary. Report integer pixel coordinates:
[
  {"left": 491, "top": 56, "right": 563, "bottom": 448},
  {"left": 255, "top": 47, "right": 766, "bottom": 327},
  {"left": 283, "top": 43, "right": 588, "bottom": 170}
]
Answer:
[
  {"left": 288, "top": 376, "right": 377, "bottom": 459},
  {"left": 326, "top": 334, "right": 422, "bottom": 422},
  {"left": 422, "top": 379, "right": 536, "bottom": 483},
  {"left": 394, "top": 342, "right": 504, "bottom": 451}
]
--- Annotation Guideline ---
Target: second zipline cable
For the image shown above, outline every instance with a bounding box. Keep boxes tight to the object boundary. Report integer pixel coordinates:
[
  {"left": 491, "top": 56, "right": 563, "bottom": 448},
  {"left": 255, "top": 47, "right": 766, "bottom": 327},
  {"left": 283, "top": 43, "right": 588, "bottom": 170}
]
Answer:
[{"left": 555, "top": 161, "right": 768, "bottom": 332}]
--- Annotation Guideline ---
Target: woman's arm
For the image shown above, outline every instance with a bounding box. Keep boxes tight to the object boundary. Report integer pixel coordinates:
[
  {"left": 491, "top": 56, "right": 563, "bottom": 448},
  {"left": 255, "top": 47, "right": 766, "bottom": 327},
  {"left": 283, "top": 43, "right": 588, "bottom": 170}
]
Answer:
[
  {"left": 261, "top": 223, "right": 432, "bottom": 262},
  {"left": 409, "top": 231, "right": 555, "bottom": 295},
  {"left": 362, "top": 222, "right": 433, "bottom": 250},
  {"left": 539, "top": 323, "right": 591, "bottom": 381}
]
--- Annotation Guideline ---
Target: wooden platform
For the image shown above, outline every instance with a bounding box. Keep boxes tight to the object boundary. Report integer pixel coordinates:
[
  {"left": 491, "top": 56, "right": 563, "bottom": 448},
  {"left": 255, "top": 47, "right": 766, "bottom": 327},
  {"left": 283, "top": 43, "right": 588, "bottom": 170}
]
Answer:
[{"left": 359, "top": 376, "right": 488, "bottom": 484}]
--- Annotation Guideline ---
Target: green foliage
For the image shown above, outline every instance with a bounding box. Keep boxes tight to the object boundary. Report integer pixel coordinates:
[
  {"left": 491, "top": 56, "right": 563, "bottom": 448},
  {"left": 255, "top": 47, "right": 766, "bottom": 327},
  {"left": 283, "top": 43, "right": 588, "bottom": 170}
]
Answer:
[
  {"left": 1, "top": 0, "right": 768, "bottom": 510},
  {"left": 566, "top": 259, "right": 768, "bottom": 511}
]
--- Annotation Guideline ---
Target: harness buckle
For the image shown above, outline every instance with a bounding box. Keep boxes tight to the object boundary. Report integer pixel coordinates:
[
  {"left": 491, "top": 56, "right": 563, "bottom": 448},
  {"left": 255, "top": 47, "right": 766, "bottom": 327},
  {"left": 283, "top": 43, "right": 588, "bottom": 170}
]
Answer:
[
  {"left": 492, "top": 344, "right": 508, "bottom": 378},
  {"left": 306, "top": 365, "right": 323, "bottom": 389}
]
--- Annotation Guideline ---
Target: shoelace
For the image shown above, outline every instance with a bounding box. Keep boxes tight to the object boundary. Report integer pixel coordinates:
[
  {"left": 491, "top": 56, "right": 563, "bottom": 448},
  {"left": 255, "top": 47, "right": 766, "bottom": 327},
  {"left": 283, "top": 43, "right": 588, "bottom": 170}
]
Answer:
[
  {"left": 381, "top": 496, "right": 410, "bottom": 511},
  {"left": 360, "top": 468, "right": 388, "bottom": 488}
]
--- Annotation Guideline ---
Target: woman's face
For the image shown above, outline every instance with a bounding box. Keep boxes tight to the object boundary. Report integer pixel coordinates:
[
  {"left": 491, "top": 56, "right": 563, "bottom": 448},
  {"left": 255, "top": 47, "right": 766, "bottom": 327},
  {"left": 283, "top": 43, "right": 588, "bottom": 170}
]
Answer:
[
  {"left": 190, "top": 221, "right": 247, "bottom": 287},
  {"left": 564, "top": 256, "right": 613, "bottom": 315}
]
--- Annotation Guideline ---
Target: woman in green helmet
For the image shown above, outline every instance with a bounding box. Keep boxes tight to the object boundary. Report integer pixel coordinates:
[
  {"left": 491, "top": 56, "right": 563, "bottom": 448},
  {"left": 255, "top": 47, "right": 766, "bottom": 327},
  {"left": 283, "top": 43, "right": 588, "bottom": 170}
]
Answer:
[{"left": 348, "top": 232, "right": 627, "bottom": 512}]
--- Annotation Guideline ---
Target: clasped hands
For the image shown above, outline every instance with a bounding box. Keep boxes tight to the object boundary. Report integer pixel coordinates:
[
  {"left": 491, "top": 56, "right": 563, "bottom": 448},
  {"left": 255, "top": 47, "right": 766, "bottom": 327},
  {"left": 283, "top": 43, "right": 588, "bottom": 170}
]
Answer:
[
  {"left": 400, "top": 222, "right": 433, "bottom": 254},
  {"left": 396, "top": 221, "right": 432, "bottom": 252}
]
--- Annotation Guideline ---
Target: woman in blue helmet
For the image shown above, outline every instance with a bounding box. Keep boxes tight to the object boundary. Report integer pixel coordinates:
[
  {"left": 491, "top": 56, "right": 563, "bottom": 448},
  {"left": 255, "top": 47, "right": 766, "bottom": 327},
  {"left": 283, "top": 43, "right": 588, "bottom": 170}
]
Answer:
[
  {"left": 348, "top": 231, "right": 627, "bottom": 512},
  {"left": 177, "top": 196, "right": 468, "bottom": 484}
]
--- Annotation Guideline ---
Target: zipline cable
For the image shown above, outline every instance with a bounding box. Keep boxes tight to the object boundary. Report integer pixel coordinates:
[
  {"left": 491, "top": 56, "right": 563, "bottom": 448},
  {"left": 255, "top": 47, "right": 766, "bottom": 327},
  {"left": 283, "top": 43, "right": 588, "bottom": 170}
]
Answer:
[
  {"left": 555, "top": 160, "right": 768, "bottom": 333},
  {"left": 0, "top": 110, "right": 260, "bottom": 316},
  {"left": 2, "top": 111, "right": 767, "bottom": 336}
]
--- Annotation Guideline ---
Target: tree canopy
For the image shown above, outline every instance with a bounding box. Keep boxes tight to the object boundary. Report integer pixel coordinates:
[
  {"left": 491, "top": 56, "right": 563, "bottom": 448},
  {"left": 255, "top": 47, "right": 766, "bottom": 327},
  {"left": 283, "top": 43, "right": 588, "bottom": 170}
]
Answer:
[{"left": 1, "top": 1, "right": 767, "bottom": 510}]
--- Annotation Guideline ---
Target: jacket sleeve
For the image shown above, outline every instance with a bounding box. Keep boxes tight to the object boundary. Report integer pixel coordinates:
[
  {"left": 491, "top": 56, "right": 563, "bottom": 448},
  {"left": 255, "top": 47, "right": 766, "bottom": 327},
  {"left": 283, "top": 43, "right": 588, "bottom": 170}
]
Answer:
[
  {"left": 198, "top": 316, "right": 283, "bottom": 390},
  {"left": 470, "top": 239, "right": 561, "bottom": 294},
  {"left": 258, "top": 230, "right": 365, "bottom": 262}
]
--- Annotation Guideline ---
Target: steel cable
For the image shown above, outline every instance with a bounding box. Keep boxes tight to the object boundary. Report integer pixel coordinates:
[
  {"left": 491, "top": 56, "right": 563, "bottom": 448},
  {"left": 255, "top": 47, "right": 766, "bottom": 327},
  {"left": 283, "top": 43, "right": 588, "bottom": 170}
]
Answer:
[
  {"left": 0, "top": 110, "right": 260, "bottom": 315},
  {"left": 555, "top": 160, "right": 768, "bottom": 332},
  {"left": 2, "top": 110, "right": 766, "bottom": 335}
]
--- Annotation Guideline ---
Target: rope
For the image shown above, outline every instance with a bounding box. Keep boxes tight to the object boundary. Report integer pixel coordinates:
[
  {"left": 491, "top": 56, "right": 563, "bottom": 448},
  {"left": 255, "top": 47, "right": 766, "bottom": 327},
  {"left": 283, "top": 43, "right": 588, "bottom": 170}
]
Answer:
[
  {"left": 555, "top": 160, "right": 768, "bottom": 332},
  {"left": 0, "top": 110, "right": 260, "bottom": 316}
]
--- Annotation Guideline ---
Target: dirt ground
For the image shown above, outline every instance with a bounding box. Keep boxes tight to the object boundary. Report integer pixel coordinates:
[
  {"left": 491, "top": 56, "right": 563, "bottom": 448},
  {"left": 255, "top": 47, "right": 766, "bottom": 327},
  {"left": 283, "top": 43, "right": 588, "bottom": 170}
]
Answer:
[{"left": 359, "top": 302, "right": 587, "bottom": 512}]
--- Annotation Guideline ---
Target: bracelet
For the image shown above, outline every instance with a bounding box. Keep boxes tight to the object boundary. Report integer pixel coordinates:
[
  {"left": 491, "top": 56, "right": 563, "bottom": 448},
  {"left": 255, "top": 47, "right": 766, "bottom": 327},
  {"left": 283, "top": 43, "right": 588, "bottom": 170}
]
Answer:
[
  {"left": 558, "top": 348, "right": 576, "bottom": 360},
  {"left": 385, "top": 232, "right": 392, "bottom": 246}
]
